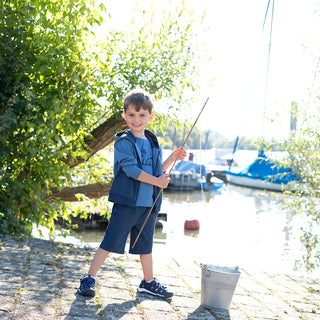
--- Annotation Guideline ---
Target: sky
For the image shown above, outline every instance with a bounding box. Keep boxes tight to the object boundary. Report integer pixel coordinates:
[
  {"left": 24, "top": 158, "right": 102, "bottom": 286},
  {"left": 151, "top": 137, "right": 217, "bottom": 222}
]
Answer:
[
  {"left": 100, "top": 0, "right": 320, "bottom": 139},
  {"left": 183, "top": 0, "right": 320, "bottom": 139}
]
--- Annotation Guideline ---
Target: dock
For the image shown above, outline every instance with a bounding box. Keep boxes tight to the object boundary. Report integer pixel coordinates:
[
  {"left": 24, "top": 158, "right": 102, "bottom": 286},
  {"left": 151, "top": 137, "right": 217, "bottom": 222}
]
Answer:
[{"left": 0, "top": 235, "right": 319, "bottom": 319}]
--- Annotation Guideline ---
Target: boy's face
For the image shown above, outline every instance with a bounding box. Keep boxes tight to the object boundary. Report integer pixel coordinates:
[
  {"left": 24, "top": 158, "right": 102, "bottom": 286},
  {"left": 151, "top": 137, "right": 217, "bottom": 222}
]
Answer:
[{"left": 123, "top": 105, "right": 154, "bottom": 137}]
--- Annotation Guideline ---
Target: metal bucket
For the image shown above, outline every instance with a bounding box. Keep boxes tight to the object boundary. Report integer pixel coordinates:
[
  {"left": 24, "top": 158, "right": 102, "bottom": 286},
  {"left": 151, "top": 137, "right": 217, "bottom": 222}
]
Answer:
[{"left": 200, "top": 264, "right": 240, "bottom": 310}]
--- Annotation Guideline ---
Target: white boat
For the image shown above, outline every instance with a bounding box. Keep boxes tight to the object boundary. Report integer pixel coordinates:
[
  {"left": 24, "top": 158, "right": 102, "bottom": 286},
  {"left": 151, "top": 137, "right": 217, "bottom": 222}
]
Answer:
[
  {"left": 206, "top": 150, "right": 258, "bottom": 182},
  {"left": 206, "top": 154, "right": 239, "bottom": 182},
  {"left": 226, "top": 171, "right": 284, "bottom": 191},
  {"left": 225, "top": 152, "right": 298, "bottom": 192}
]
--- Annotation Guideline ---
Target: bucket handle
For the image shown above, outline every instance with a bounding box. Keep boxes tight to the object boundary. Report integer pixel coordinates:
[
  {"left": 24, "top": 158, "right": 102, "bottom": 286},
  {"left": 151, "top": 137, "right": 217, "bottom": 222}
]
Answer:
[{"left": 200, "top": 263, "right": 211, "bottom": 278}]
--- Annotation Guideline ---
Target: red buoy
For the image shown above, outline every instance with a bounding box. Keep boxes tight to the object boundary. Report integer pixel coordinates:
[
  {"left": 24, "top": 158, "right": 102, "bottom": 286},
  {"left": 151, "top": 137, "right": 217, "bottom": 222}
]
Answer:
[{"left": 184, "top": 219, "right": 200, "bottom": 230}]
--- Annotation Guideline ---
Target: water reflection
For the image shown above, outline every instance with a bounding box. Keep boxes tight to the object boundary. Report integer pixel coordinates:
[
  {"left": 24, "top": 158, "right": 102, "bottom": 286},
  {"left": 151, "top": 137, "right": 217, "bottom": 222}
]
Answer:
[
  {"left": 184, "top": 229, "right": 200, "bottom": 238},
  {"left": 158, "top": 184, "right": 320, "bottom": 277}
]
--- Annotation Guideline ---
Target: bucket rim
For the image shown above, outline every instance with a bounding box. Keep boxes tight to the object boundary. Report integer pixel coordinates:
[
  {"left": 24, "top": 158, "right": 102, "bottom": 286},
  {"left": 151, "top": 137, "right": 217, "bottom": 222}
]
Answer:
[{"left": 200, "top": 263, "right": 241, "bottom": 275}]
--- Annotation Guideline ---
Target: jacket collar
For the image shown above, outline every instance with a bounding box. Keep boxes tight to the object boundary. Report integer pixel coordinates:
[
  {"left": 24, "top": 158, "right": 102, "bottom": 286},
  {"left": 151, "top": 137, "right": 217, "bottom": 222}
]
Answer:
[{"left": 116, "top": 129, "right": 159, "bottom": 149}]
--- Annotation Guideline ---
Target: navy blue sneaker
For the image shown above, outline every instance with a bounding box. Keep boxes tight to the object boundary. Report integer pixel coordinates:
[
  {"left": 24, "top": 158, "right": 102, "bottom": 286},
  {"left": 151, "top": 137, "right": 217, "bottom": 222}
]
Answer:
[
  {"left": 137, "top": 279, "right": 173, "bottom": 299},
  {"left": 78, "top": 275, "right": 95, "bottom": 297}
]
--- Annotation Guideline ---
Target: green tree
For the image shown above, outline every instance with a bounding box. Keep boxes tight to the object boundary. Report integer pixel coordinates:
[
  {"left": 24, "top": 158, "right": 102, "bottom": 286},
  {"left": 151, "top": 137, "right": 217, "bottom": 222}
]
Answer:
[
  {"left": 283, "top": 123, "right": 320, "bottom": 271},
  {"left": 282, "top": 81, "right": 320, "bottom": 271},
  {"left": 157, "top": 123, "right": 216, "bottom": 149},
  {"left": 0, "top": 0, "right": 198, "bottom": 236},
  {"left": 156, "top": 122, "right": 272, "bottom": 150}
]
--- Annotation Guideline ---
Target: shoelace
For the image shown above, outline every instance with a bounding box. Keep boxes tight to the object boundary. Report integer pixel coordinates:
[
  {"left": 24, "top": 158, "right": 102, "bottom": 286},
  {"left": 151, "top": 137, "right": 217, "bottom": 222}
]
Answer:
[
  {"left": 81, "top": 277, "right": 94, "bottom": 289},
  {"left": 153, "top": 280, "right": 167, "bottom": 292}
]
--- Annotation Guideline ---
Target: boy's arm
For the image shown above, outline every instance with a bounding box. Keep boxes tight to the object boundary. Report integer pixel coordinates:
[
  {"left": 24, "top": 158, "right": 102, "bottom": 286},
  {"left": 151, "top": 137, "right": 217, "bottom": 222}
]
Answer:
[
  {"left": 162, "top": 147, "right": 187, "bottom": 173},
  {"left": 115, "top": 140, "right": 186, "bottom": 189},
  {"left": 137, "top": 171, "right": 170, "bottom": 189}
]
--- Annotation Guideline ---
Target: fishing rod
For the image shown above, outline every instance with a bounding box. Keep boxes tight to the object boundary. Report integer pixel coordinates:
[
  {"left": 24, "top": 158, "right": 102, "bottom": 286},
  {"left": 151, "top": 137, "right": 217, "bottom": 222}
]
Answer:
[{"left": 132, "top": 97, "right": 209, "bottom": 249}]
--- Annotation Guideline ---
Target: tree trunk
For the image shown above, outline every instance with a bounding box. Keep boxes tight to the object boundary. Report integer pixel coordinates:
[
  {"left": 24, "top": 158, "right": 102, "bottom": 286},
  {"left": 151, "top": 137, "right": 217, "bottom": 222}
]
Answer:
[{"left": 47, "top": 115, "right": 127, "bottom": 202}]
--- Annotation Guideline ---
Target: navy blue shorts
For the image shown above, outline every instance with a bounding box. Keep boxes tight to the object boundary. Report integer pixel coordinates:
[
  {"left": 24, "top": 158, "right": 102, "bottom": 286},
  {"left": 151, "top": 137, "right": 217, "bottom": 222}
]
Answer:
[{"left": 99, "top": 204, "right": 158, "bottom": 255}]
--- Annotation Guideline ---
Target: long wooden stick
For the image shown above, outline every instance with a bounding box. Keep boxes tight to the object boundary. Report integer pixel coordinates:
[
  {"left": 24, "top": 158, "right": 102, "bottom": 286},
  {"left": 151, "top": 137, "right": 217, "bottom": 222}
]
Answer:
[{"left": 132, "top": 97, "right": 209, "bottom": 249}]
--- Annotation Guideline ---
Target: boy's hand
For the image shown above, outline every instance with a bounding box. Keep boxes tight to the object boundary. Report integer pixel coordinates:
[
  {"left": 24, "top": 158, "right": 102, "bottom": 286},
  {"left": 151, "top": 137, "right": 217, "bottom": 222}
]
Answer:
[
  {"left": 171, "top": 147, "right": 187, "bottom": 161},
  {"left": 157, "top": 174, "right": 171, "bottom": 189},
  {"left": 162, "top": 147, "right": 187, "bottom": 173}
]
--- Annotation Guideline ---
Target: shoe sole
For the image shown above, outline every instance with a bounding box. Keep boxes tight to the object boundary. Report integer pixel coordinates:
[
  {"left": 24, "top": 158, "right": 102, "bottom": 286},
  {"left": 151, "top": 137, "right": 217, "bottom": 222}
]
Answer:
[
  {"left": 77, "top": 289, "right": 95, "bottom": 297},
  {"left": 137, "top": 287, "right": 173, "bottom": 299}
]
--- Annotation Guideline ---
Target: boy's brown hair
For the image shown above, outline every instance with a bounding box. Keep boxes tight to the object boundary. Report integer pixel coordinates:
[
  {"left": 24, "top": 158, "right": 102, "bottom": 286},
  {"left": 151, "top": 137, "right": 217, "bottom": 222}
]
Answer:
[{"left": 123, "top": 89, "right": 155, "bottom": 113}]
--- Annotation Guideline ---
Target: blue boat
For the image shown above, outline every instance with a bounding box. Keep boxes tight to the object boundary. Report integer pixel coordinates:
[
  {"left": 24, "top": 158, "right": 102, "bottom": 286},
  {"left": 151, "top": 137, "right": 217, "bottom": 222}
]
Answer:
[
  {"left": 168, "top": 160, "right": 224, "bottom": 191},
  {"left": 225, "top": 150, "right": 298, "bottom": 191}
]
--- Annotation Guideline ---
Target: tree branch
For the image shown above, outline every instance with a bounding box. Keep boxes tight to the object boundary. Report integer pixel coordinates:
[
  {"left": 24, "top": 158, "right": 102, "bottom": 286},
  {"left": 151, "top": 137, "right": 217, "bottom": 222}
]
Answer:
[
  {"left": 46, "top": 182, "right": 111, "bottom": 202},
  {"left": 62, "top": 114, "right": 127, "bottom": 168}
]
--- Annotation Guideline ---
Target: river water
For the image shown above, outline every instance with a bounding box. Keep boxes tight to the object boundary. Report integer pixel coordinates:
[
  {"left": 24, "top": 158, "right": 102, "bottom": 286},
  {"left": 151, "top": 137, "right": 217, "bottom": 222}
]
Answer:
[{"left": 55, "top": 183, "right": 320, "bottom": 278}]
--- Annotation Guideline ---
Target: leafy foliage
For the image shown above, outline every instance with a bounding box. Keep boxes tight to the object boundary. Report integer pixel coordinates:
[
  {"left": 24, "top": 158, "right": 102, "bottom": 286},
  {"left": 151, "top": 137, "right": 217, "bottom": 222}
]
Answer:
[
  {"left": 283, "top": 102, "right": 320, "bottom": 271},
  {"left": 0, "top": 0, "right": 198, "bottom": 237}
]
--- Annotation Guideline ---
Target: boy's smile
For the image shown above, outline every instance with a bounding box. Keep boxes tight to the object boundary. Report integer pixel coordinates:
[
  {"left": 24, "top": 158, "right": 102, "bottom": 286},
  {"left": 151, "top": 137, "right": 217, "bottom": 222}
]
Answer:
[{"left": 123, "top": 105, "right": 154, "bottom": 138}]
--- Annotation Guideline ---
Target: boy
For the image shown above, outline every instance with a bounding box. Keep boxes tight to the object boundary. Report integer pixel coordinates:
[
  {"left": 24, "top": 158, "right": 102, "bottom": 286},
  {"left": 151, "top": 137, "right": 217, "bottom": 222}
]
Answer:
[{"left": 78, "top": 88, "right": 186, "bottom": 299}]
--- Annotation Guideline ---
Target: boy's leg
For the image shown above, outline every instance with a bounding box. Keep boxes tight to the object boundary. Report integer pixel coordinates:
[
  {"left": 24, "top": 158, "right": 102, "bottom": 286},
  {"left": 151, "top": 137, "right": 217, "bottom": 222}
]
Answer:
[
  {"left": 88, "top": 247, "right": 110, "bottom": 277},
  {"left": 140, "top": 253, "right": 153, "bottom": 281},
  {"left": 138, "top": 253, "right": 173, "bottom": 299},
  {"left": 78, "top": 247, "right": 109, "bottom": 297},
  {"left": 132, "top": 208, "right": 173, "bottom": 299}
]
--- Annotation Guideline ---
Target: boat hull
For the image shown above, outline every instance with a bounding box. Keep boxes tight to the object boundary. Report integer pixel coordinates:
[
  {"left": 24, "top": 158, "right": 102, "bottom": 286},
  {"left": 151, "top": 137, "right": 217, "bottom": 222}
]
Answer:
[
  {"left": 168, "top": 172, "right": 199, "bottom": 191},
  {"left": 225, "top": 172, "right": 284, "bottom": 191},
  {"left": 199, "top": 176, "right": 224, "bottom": 191},
  {"left": 168, "top": 163, "right": 224, "bottom": 191}
]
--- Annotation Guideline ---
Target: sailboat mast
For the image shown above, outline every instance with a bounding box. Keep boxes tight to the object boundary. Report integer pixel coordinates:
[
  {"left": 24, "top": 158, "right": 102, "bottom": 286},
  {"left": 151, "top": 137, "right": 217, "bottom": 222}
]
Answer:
[{"left": 261, "top": 0, "right": 275, "bottom": 138}]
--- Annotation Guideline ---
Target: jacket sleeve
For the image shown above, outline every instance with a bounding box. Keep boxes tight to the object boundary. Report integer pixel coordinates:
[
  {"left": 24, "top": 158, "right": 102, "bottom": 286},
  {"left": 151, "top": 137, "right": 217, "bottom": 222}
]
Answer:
[{"left": 114, "top": 139, "right": 142, "bottom": 180}]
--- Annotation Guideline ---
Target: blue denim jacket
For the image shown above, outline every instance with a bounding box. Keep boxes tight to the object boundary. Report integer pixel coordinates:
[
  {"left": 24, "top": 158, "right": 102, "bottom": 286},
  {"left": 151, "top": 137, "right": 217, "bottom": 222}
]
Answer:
[{"left": 108, "top": 129, "right": 163, "bottom": 211}]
